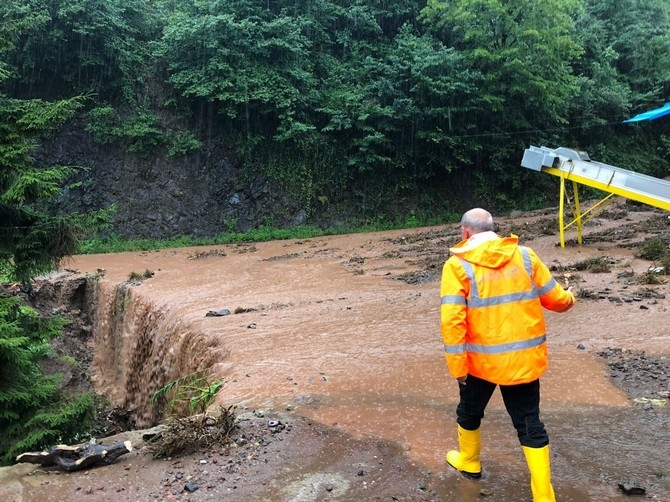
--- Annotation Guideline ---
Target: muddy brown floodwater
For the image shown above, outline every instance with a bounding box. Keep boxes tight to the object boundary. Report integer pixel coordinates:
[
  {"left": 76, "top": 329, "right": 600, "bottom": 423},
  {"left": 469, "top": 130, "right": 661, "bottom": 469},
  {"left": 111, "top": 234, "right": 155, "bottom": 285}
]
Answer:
[{"left": 1, "top": 200, "right": 669, "bottom": 502}]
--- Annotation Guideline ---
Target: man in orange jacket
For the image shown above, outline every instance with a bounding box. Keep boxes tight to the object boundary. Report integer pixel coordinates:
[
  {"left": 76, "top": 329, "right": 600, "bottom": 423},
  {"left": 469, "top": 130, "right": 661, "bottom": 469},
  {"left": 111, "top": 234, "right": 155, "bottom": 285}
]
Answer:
[{"left": 440, "top": 208, "right": 575, "bottom": 502}]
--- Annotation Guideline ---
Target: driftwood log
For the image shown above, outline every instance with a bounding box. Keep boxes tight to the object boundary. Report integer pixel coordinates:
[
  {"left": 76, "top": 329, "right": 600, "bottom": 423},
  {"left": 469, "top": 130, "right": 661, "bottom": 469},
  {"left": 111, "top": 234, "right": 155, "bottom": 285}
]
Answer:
[{"left": 16, "top": 441, "right": 132, "bottom": 472}]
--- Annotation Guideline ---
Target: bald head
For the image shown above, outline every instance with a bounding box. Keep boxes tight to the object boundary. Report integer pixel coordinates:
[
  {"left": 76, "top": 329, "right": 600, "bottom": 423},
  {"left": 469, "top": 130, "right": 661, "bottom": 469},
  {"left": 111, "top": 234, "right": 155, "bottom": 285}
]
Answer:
[{"left": 460, "top": 208, "right": 494, "bottom": 235}]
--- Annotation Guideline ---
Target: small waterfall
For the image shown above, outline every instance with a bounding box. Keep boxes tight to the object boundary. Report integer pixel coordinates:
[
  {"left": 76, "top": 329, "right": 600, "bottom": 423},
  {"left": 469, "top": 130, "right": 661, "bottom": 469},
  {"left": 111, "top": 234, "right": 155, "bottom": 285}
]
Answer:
[{"left": 91, "top": 280, "right": 228, "bottom": 428}]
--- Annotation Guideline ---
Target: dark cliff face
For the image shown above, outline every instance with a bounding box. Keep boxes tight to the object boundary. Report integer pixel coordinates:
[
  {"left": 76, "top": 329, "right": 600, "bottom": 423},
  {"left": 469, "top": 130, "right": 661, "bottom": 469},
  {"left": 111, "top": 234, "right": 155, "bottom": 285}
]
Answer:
[{"left": 35, "top": 121, "right": 307, "bottom": 239}]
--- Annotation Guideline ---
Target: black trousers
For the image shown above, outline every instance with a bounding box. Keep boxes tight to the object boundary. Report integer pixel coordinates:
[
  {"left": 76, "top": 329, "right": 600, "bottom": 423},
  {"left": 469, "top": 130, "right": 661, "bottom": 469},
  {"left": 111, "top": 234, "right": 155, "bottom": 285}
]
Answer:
[{"left": 456, "top": 374, "right": 549, "bottom": 448}]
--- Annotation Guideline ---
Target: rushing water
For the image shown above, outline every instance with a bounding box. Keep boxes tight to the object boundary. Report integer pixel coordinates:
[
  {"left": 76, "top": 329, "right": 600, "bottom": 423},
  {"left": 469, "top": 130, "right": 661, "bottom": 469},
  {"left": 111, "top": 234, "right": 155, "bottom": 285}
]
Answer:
[{"left": 68, "top": 220, "right": 670, "bottom": 501}]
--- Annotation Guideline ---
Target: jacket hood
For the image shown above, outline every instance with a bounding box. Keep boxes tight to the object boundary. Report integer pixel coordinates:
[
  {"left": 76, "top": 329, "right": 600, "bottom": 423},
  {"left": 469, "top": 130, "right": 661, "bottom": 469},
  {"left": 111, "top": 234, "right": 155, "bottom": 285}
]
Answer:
[{"left": 449, "top": 232, "right": 519, "bottom": 268}]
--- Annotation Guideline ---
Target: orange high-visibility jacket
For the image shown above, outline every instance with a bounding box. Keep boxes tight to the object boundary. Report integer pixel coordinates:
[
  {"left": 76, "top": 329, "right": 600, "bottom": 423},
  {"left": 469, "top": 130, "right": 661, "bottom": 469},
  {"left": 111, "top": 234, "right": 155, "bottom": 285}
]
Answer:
[{"left": 440, "top": 233, "right": 575, "bottom": 385}]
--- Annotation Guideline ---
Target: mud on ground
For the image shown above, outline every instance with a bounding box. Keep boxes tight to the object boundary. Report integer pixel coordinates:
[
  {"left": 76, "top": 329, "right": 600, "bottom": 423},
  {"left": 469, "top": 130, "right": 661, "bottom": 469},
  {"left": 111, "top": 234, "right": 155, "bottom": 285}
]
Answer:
[{"left": 1, "top": 199, "right": 669, "bottom": 502}]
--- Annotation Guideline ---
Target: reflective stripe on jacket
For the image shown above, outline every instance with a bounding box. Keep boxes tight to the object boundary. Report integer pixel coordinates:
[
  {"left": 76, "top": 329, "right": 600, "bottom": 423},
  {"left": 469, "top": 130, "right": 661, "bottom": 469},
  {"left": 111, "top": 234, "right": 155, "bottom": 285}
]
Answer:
[{"left": 440, "top": 233, "right": 575, "bottom": 385}]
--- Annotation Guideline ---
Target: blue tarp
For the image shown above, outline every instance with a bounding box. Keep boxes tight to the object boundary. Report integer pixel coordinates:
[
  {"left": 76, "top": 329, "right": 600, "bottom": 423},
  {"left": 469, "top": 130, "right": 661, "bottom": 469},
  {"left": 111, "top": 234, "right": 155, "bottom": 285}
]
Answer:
[{"left": 623, "top": 102, "right": 670, "bottom": 123}]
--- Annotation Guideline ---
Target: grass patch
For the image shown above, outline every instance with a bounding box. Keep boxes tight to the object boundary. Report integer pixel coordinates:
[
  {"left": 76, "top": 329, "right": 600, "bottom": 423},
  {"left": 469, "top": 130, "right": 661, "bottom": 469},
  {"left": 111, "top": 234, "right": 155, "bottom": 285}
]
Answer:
[
  {"left": 571, "top": 256, "right": 611, "bottom": 273},
  {"left": 637, "top": 237, "right": 670, "bottom": 276},
  {"left": 636, "top": 272, "right": 664, "bottom": 285},
  {"left": 78, "top": 214, "right": 459, "bottom": 255},
  {"left": 660, "top": 255, "right": 670, "bottom": 275},
  {"left": 576, "top": 288, "right": 597, "bottom": 299},
  {"left": 128, "top": 269, "right": 154, "bottom": 281},
  {"left": 637, "top": 238, "right": 668, "bottom": 261}
]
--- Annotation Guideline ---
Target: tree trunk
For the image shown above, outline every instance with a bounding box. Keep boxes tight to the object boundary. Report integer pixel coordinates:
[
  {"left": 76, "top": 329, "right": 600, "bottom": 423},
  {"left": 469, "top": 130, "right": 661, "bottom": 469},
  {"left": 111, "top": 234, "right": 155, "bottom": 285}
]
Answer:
[{"left": 16, "top": 441, "right": 133, "bottom": 472}]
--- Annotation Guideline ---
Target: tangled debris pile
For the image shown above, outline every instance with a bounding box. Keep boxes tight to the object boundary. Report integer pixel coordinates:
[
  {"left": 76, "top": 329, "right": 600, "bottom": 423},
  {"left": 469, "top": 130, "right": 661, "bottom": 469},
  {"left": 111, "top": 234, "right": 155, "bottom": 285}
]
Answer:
[{"left": 146, "top": 406, "right": 237, "bottom": 459}]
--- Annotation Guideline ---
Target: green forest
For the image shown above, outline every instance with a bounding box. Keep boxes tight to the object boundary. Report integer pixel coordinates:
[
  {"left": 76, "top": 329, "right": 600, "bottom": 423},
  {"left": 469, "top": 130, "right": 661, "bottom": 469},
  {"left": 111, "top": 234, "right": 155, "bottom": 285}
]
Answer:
[
  {"left": 3, "top": 0, "right": 670, "bottom": 222},
  {"left": 1, "top": 0, "right": 670, "bottom": 465}
]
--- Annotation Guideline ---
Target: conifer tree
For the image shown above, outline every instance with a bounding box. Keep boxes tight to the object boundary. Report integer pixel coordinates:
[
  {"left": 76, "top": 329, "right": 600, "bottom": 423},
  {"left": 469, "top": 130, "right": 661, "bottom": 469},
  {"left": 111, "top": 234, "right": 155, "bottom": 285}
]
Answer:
[
  {"left": 0, "top": 94, "right": 87, "bottom": 283},
  {"left": 0, "top": 92, "right": 99, "bottom": 463},
  {"left": 0, "top": 296, "right": 95, "bottom": 464},
  {"left": 0, "top": 5, "right": 103, "bottom": 466}
]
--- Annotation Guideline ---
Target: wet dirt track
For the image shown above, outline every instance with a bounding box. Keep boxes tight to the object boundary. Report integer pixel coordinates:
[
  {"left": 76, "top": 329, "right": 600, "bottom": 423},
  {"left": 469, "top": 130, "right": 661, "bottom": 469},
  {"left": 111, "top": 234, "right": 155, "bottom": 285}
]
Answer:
[{"left": 2, "top": 201, "right": 670, "bottom": 501}]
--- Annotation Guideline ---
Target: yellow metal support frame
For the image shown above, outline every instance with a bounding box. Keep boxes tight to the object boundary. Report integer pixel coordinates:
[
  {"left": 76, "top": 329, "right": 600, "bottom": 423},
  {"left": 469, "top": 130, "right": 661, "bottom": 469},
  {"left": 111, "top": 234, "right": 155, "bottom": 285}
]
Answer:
[{"left": 557, "top": 174, "right": 618, "bottom": 247}]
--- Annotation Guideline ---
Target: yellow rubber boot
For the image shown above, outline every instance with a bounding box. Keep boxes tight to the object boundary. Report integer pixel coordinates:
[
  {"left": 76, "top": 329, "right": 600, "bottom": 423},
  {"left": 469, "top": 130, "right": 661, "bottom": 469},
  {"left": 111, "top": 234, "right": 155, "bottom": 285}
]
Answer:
[
  {"left": 522, "top": 445, "right": 556, "bottom": 502},
  {"left": 446, "top": 426, "right": 482, "bottom": 479}
]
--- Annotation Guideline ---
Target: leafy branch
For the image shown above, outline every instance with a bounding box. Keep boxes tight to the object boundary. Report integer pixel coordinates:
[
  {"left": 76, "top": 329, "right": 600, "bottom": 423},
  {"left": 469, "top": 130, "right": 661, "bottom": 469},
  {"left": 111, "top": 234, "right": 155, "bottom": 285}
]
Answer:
[{"left": 150, "top": 371, "right": 223, "bottom": 418}]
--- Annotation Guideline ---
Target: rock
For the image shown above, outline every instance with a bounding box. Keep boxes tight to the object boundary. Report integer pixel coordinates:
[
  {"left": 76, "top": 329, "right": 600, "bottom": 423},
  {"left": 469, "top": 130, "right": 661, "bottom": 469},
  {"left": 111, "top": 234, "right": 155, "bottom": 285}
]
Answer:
[
  {"left": 184, "top": 480, "right": 199, "bottom": 492},
  {"left": 205, "top": 309, "right": 230, "bottom": 317},
  {"left": 617, "top": 481, "right": 645, "bottom": 496}
]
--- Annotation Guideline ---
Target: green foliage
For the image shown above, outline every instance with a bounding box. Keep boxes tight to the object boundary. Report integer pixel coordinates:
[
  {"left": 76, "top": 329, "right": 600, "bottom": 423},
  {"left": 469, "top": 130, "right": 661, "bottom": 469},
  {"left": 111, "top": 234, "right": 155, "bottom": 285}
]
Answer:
[
  {"left": 79, "top": 226, "right": 335, "bottom": 254},
  {"left": 166, "top": 131, "right": 201, "bottom": 157},
  {"left": 155, "top": 0, "right": 321, "bottom": 152},
  {"left": 0, "top": 95, "right": 81, "bottom": 280},
  {"left": 0, "top": 93, "right": 110, "bottom": 282},
  {"left": 118, "top": 111, "right": 164, "bottom": 154},
  {"left": 2, "top": 8, "right": 669, "bottom": 473},
  {"left": 0, "top": 297, "right": 94, "bottom": 465},
  {"left": 636, "top": 271, "right": 663, "bottom": 284},
  {"left": 637, "top": 238, "right": 669, "bottom": 261},
  {"left": 0, "top": 11, "right": 110, "bottom": 465},
  {"left": 4, "top": 0, "right": 670, "bottom": 232},
  {"left": 2, "top": 0, "right": 160, "bottom": 103},
  {"left": 86, "top": 106, "right": 162, "bottom": 153},
  {"left": 86, "top": 105, "right": 202, "bottom": 156},
  {"left": 150, "top": 371, "right": 223, "bottom": 418},
  {"left": 8, "top": 0, "right": 670, "bottom": 459},
  {"left": 84, "top": 105, "right": 117, "bottom": 144},
  {"left": 583, "top": 0, "right": 670, "bottom": 100},
  {"left": 572, "top": 256, "right": 612, "bottom": 273},
  {"left": 78, "top": 210, "right": 461, "bottom": 255},
  {"left": 421, "top": 0, "right": 582, "bottom": 127},
  {"left": 6, "top": 392, "right": 95, "bottom": 461}
]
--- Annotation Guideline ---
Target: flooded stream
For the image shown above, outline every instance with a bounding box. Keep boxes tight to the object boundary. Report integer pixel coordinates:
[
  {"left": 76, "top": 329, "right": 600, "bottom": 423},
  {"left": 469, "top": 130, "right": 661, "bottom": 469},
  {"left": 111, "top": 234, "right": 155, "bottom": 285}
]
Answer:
[{"left": 51, "top": 207, "right": 670, "bottom": 501}]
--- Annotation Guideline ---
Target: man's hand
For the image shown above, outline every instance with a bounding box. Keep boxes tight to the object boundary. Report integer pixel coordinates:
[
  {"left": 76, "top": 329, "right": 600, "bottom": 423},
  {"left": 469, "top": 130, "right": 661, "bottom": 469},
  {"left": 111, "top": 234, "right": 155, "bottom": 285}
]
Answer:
[{"left": 457, "top": 376, "right": 467, "bottom": 386}]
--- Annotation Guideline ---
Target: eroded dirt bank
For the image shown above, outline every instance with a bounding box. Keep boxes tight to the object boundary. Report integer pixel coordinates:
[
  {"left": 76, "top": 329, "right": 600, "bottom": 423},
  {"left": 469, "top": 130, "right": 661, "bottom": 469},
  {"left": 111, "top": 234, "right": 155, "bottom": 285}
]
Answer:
[{"left": 1, "top": 200, "right": 669, "bottom": 501}]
